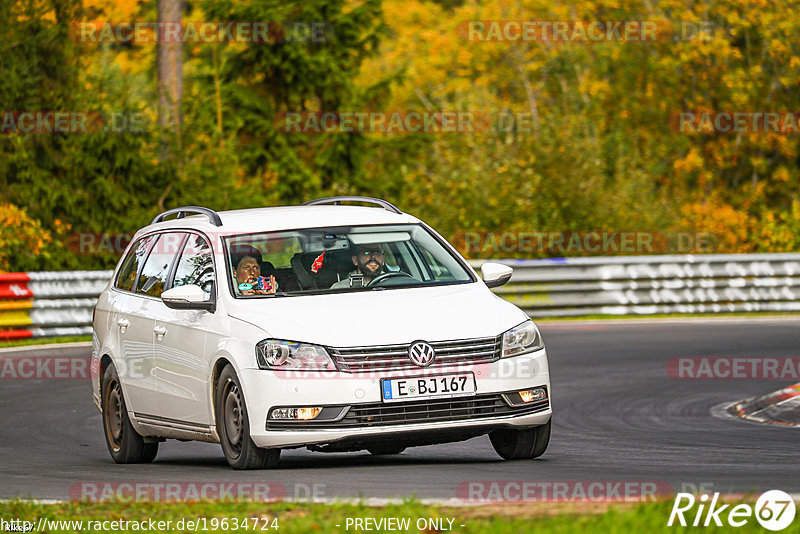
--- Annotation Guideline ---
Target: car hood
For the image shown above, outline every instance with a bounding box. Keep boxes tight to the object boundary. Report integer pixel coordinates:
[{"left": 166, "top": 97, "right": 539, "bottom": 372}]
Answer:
[{"left": 226, "top": 283, "right": 529, "bottom": 347}]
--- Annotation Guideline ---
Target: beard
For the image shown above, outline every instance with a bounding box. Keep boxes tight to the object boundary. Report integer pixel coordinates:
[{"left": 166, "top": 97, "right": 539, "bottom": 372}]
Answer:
[{"left": 358, "top": 259, "right": 383, "bottom": 278}]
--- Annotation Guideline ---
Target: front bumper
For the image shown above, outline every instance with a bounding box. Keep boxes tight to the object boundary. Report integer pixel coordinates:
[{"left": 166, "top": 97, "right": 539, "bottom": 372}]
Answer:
[{"left": 239, "top": 348, "right": 551, "bottom": 449}]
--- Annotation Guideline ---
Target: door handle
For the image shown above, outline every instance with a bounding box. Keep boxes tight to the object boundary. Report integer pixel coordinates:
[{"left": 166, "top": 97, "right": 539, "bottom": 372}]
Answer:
[
  {"left": 153, "top": 325, "right": 167, "bottom": 341},
  {"left": 117, "top": 318, "right": 130, "bottom": 333}
]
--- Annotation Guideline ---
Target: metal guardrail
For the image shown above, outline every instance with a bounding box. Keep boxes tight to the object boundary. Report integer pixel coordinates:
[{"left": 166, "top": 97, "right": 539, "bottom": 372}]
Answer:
[
  {"left": 470, "top": 254, "right": 800, "bottom": 317},
  {"left": 2, "top": 253, "right": 800, "bottom": 339},
  {"left": 0, "top": 271, "right": 112, "bottom": 340}
]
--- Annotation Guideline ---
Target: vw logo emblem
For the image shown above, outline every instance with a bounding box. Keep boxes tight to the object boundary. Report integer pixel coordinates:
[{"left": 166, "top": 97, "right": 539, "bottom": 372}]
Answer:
[{"left": 408, "top": 341, "right": 435, "bottom": 367}]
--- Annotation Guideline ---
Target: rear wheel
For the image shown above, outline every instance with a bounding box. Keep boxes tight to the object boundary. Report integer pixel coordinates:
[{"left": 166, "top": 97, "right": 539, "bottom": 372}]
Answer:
[
  {"left": 489, "top": 419, "right": 551, "bottom": 460},
  {"left": 216, "top": 365, "right": 280, "bottom": 470},
  {"left": 102, "top": 363, "right": 159, "bottom": 463}
]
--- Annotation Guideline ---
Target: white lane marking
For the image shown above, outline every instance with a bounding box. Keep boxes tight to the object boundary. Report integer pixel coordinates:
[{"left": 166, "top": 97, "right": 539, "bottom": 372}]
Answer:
[{"left": 774, "top": 395, "right": 800, "bottom": 408}]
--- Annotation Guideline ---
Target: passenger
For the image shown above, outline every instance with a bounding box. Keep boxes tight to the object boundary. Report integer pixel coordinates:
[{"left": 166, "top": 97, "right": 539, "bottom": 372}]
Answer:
[
  {"left": 230, "top": 245, "right": 277, "bottom": 295},
  {"left": 330, "top": 245, "right": 386, "bottom": 289}
]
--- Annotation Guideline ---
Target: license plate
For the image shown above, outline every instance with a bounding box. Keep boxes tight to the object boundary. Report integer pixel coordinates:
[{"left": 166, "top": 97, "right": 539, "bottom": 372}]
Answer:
[{"left": 380, "top": 373, "right": 476, "bottom": 403}]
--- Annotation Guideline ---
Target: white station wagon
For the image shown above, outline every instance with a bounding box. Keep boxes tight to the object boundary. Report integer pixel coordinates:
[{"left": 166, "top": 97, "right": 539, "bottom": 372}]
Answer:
[{"left": 92, "top": 197, "right": 552, "bottom": 469}]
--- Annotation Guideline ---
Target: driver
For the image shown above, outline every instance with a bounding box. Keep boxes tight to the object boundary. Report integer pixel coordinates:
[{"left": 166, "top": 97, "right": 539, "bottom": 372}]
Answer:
[{"left": 330, "top": 245, "right": 386, "bottom": 289}]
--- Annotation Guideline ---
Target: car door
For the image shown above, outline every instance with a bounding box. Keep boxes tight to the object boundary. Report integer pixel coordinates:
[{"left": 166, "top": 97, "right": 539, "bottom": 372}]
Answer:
[
  {"left": 125, "top": 231, "right": 186, "bottom": 419},
  {"left": 152, "top": 232, "right": 217, "bottom": 427},
  {"left": 108, "top": 234, "right": 159, "bottom": 416}
]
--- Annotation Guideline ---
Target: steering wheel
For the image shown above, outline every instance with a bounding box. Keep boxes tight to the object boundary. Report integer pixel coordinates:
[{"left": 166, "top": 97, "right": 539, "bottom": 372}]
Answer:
[{"left": 367, "top": 271, "right": 415, "bottom": 287}]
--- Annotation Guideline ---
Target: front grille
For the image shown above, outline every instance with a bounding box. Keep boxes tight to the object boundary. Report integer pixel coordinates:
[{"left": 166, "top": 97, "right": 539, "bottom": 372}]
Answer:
[
  {"left": 345, "top": 394, "right": 548, "bottom": 427},
  {"left": 328, "top": 336, "right": 502, "bottom": 373},
  {"left": 266, "top": 392, "right": 549, "bottom": 430}
]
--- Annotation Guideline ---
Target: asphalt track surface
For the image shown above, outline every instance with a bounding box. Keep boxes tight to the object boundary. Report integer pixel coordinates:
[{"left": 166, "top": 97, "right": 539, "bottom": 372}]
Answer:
[{"left": 1, "top": 318, "right": 798, "bottom": 502}]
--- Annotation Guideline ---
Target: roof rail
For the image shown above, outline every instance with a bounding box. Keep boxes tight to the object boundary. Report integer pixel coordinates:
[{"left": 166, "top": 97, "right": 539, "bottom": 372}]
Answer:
[
  {"left": 151, "top": 206, "right": 223, "bottom": 227},
  {"left": 302, "top": 196, "right": 403, "bottom": 214}
]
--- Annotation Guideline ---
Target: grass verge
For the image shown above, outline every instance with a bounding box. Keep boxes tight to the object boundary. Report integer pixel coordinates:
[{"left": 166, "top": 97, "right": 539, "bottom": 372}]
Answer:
[{"left": 0, "top": 498, "right": 780, "bottom": 533}]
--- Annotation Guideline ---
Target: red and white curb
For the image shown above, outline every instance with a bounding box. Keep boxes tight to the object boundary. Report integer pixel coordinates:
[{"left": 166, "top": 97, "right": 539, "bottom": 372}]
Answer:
[{"left": 722, "top": 383, "right": 800, "bottom": 427}]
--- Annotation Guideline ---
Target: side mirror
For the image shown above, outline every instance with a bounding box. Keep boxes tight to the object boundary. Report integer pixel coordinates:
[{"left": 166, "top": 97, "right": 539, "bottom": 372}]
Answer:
[
  {"left": 161, "top": 284, "right": 215, "bottom": 312},
  {"left": 480, "top": 262, "right": 513, "bottom": 289}
]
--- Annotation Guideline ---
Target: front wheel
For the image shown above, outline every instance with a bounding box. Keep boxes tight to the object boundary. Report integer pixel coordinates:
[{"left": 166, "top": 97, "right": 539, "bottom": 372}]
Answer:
[
  {"left": 102, "top": 363, "right": 159, "bottom": 463},
  {"left": 489, "top": 419, "right": 551, "bottom": 460},
  {"left": 216, "top": 365, "right": 280, "bottom": 470}
]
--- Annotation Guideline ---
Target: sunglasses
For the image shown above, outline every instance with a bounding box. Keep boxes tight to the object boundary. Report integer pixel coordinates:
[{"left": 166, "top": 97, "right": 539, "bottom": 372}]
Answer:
[{"left": 358, "top": 249, "right": 384, "bottom": 256}]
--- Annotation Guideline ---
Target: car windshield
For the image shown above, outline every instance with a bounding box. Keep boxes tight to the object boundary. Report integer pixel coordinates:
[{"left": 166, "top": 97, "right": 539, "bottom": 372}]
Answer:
[{"left": 224, "top": 224, "right": 473, "bottom": 297}]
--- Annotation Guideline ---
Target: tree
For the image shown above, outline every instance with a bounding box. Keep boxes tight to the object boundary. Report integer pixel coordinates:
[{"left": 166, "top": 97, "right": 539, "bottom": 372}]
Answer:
[
  {"left": 199, "top": 0, "right": 393, "bottom": 204},
  {"left": 157, "top": 0, "right": 183, "bottom": 178}
]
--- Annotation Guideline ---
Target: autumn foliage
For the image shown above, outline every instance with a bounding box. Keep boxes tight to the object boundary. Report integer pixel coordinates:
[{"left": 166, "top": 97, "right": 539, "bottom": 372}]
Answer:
[
  {"left": 1, "top": 0, "right": 800, "bottom": 270},
  {"left": 0, "top": 204, "right": 53, "bottom": 272}
]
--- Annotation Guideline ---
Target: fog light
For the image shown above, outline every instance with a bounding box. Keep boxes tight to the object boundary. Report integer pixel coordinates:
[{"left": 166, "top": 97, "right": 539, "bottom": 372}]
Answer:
[
  {"left": 519, "top": 388, "right": 547, "bottom": 403},
  {"left": 297, "top": 407, "right": 322, "bottom": 420},
  {"left": 270, "top": 407, "right": 322, "bottom": 420}
]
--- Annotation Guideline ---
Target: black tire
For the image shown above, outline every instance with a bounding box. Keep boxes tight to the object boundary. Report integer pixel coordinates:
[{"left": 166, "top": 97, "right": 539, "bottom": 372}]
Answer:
[
  {"left": 216, "top": 365, "right": 280, "bottom": 470},
  {"left": 489, "top": 419, "right": 551, "bottom": 460},
  {"left": 366, "top": 444, "right": 406, "bottom": 455},
  {"left": 102, "top": 363, "right": 159, "bottom": 464}
]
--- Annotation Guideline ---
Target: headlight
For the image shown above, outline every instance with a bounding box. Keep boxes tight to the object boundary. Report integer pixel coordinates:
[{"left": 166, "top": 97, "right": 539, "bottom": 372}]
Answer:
[
  {"left": 502, "top": 320, "right": 543, "bottom": 357},
  {"left": 255, "top": 340, "right": 337, "bottom": 371}
]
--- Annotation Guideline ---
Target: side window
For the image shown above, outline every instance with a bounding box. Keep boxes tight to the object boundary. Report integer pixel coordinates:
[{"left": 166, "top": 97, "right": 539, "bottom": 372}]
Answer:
[
  {"left": 173, "top": 234, "right": 215, "bottom": 300},
  {"left": 419, "top": 247, "right": 452, "bottom": 280},
  {"left": 115, "top": 235, "right": 156, "bottom": 291},
  {"left": 389, "top": 241, "right": 424, "bottom": 279},
  {"left": 136, "top": 233, "right": 186, "bottom": 298}
]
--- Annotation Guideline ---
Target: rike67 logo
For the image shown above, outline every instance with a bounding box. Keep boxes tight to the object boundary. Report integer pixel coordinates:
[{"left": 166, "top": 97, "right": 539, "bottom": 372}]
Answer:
[{"left": 668, "top": 490, "right": 796, "bottom": 531}]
